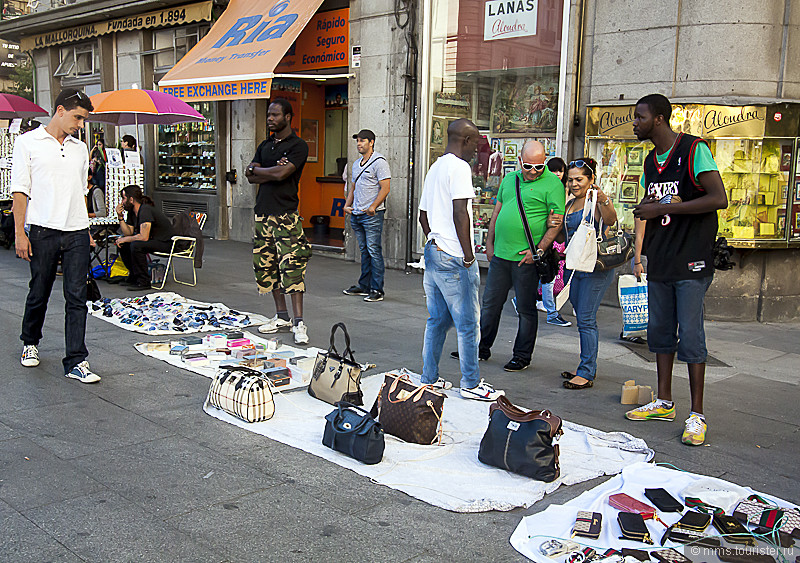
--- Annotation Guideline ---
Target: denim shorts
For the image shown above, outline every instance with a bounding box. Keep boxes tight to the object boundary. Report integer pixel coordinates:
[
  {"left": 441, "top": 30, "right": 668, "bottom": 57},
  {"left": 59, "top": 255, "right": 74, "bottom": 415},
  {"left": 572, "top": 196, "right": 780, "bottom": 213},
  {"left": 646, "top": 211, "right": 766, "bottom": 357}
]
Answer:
[{"left": 647, "top": 276, "right": 713, "bottom": 364}]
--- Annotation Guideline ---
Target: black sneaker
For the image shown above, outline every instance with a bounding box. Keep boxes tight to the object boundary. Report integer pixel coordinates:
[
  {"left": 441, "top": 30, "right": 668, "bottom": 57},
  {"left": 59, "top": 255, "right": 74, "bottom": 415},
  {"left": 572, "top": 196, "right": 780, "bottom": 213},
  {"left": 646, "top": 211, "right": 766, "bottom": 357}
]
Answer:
[
  {"left": 503, "top": 357, "right": 530, "bottom": 371},
  {"left": 343, "top": 285, "right": 369, "bottom": 296},
  {"left": 450, "top": 350, "right": 490, "bottom": 361},
  {"left": 364, "top": 291, "right": 384, "bottom": 302}
]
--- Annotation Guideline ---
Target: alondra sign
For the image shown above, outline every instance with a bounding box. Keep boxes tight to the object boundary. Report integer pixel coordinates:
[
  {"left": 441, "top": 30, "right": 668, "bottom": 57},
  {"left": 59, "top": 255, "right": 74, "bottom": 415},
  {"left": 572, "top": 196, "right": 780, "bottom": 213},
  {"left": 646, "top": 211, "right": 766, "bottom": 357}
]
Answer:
[{"left": 484, "top": 0, "right": 538, "bottom": 42}]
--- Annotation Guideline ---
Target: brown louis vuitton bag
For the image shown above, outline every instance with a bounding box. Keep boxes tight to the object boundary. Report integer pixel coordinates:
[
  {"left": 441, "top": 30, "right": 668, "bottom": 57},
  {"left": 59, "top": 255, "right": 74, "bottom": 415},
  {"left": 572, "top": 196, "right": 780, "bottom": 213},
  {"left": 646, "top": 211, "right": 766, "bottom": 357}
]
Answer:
[{"left": 369, "top": 371, "right": 445, "bottom": 445}]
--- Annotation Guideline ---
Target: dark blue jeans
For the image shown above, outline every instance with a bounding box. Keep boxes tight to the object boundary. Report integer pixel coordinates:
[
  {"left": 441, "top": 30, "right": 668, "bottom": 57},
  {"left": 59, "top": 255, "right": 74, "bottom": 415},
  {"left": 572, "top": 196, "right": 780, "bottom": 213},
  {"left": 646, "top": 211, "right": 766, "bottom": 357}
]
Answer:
[
  {"left": 479, "top": 256, "right": 539, "bottom": 362},
  {"left": 350, "top": 211, "right": 385, "bottom": 293},
  {"left": 21, "top": 225, "right": 90, "bottom": 373}
]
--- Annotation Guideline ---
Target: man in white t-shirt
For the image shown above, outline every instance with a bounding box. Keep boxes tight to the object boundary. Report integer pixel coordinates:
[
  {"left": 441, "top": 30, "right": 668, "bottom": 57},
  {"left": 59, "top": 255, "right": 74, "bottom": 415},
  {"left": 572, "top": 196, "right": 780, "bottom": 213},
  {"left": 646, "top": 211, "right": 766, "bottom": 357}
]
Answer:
[
  {"left": 418, "top": 118, "right": 504, "bottom": 401},
  {"left": 11, "top": 89, "right": 101, "bottom": 383}
]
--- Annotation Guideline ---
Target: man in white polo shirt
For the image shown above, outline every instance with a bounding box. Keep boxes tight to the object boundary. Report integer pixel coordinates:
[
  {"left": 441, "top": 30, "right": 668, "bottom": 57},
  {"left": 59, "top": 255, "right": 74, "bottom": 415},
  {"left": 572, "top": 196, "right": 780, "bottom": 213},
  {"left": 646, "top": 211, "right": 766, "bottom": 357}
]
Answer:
[{"left": 11, "top": 88, "right": 100, "bottom": 383}]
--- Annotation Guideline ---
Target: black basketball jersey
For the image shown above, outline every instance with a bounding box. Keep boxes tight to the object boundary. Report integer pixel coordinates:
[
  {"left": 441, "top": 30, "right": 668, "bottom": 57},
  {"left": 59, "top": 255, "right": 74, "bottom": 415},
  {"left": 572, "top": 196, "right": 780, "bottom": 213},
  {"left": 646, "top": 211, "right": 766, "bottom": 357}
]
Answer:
[{"left": 642, "top": 133, "right": 718, "bottom": 282}]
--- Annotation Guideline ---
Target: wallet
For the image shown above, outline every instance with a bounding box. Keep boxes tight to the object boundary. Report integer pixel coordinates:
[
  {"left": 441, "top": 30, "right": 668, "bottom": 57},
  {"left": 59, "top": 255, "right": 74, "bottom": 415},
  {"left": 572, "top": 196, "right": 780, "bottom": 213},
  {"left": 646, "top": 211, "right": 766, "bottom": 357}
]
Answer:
[
  {"left": 573, "top": 510, "right": 602, "bottom": 539},
  {"left": 675, "top": 510, "right": 711, "bottom": 532},
  {"left": 661, "top": 526, "right": 721, "bottom": 548},
  {"left": 645, "top": 488, "right": 683, "bottom": 513},
  {"left": 618, "top": 511, "right": 653, "bottom": 544},
  {"left": 621, "top": 548, "right": 652, "bottom": 561},
  {"left": 609, "top": 493, "right": 657, "bottom": 520},
  {"left": 651, "top": 548, "right": 693, "bottom": 563},
  {"left": 715, "top": 547, "right": 776, "bottom": 563},
  {"left": 713, "top": 514, "right": 756, "bottom": 546}
]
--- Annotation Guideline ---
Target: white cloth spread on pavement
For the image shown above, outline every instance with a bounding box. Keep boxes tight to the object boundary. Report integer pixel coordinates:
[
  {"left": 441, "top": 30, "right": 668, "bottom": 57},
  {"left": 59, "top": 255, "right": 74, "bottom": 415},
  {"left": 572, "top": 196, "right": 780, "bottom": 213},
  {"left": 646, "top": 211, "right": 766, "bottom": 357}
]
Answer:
[
  {"left": 203, "top": 369, "right": 654, "bottom": 513},
  {"left": 89, "top": 292, "right": 269, "bottom": 334},
  {"left": 510, "top": 462, "right": 800, "bottom": 562}
]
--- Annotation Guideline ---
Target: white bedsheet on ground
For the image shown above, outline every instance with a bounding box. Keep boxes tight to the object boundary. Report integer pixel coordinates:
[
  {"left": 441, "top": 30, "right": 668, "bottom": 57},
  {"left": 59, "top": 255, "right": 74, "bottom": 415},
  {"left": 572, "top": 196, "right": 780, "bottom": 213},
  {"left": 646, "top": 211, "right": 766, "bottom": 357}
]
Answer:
[
  {"left": 510, "top": 462, "right": 799, "bottom": 562},
  {"left": 89, "top": 292, "right": 269, "bottom": 334},
  {"left": 203, "top": 369, "right": 654, "bottom": 513}
]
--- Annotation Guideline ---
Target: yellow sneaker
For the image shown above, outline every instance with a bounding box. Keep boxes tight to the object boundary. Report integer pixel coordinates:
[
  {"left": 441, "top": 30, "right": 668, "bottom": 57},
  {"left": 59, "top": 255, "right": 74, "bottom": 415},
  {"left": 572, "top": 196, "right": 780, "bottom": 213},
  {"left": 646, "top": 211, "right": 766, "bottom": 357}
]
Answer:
[
  {"left": 682, "top": 414, "right": 707, "bottom": 446},
  {"left": 625, "top": 399, "right": 676, "bottom": 421}
]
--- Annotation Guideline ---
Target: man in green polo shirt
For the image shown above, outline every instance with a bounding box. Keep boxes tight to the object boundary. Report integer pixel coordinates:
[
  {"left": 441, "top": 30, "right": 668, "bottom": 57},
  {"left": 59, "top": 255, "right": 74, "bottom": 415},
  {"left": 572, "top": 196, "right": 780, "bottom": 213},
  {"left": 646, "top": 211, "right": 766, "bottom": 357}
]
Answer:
[{"left": 456, "top": 140, "right": 565, "bottom": 371}]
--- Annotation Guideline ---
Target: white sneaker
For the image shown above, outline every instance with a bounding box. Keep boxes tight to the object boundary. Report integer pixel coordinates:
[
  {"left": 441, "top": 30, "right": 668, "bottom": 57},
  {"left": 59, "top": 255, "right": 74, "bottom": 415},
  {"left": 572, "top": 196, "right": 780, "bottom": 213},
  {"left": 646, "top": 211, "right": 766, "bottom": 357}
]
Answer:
[
  {"left": 292, "top": 321, "right": 309, "bottom": 344},
  {"left": 65, "top": 360, "right": 101, "bottom": 384},
  {"left": 21, "top": 345, "right": 40, "bottom": 367},
  {"left": 428, "top": 378, "right": 453, "bottom": 390},
  {"left": 258, "top": 315, "right": 293, "bottom": 334},
  {"left": 460, "top": 379, "right": 505, "bottom": 401},
  {"left": 536, "top": 300, "right": 547, "bottom": 312}
]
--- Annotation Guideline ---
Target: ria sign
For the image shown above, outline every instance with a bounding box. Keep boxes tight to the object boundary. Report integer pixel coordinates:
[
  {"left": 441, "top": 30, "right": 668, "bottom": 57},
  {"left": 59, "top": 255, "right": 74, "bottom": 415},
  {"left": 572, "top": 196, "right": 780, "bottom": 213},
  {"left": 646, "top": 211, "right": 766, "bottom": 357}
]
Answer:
[
  {"left": 484, "top": 0, "right": 538, "bottom": 41},
  {"left": 212, "top": 0, "right": 298, "bottom": 47}
]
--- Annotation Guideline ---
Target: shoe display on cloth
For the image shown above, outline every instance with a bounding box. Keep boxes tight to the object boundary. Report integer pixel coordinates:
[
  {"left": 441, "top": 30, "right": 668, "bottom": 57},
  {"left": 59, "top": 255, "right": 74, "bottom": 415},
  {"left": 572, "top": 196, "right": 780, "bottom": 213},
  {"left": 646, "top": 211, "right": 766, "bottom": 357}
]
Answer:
[
  {"left": 503, "top": 357, "right": 530, "bottom": 372},
  {"left": 292, "top": 321, "right": 309, "bottom": 344},
  {"left": 625, "top": 399, "right": 676, "bottom": 421},
  {"left": 364, "top": 291, "right": 384, "bottom": 302},
  {"left": 428, "top": 378, "right": 453, "bottom": 390},
  {"left": 536, "top": 300, "right": 547, "bottom": 312},
  {"left": 682, "top": 414, "right": 707, "bottom": 446},
  {"left": 547, "top": 314, "right": 572, "bottom": 327},
  {"left": 21, "top": 345, "right": 40, "bottom": 367},
  {"left": 65, "top": 361, "right": 101, "bottom": 384},
  {"left": 257, "top": 315, "right": 293, "bottom": 334},
  {"left": 450, "top": 350, "right": 490, "bottom": 361},
  {"left": 460, "top": 379, "right": 504, "bottom": 401},
  {"left": 342, "top": 285, "right": 369, "bottom": 296}
]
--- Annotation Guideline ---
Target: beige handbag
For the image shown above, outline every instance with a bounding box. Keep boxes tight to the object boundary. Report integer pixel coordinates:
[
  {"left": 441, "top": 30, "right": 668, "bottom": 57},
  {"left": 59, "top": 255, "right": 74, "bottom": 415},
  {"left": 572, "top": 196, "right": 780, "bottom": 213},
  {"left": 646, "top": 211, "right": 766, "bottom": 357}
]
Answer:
[
  {"left": 206, "top": 366, "right": 274, "bottom": 423},
  {"left": 308, "top": 323, "right": 363, "bottom": 406}
]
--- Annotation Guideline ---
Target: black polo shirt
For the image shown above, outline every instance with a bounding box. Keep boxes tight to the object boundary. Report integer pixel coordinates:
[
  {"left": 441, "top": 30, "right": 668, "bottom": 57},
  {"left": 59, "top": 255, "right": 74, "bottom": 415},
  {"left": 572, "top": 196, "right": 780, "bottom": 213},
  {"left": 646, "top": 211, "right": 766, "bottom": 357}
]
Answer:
[{"left": 251, "top": 131, "right": 309, "bottom": 216}]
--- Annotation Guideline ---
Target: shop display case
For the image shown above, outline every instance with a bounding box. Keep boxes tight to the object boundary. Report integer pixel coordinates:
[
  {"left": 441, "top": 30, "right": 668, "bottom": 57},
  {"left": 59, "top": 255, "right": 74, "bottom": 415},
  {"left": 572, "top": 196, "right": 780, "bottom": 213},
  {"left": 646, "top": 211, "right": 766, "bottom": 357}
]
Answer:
[
  {"left": 0, "top": 129, "right": 17, "bottom": 201},
  {"left": 157, "top": 102, "right": 215, "bottom": 191}
]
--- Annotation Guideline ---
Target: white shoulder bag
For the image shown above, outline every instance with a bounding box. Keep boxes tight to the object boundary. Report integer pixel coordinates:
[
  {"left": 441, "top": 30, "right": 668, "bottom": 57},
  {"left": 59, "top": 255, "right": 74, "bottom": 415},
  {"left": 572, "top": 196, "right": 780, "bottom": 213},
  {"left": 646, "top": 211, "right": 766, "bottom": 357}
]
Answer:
[{"left": 564, "top": 189, "right": 598, "bottom": 273}]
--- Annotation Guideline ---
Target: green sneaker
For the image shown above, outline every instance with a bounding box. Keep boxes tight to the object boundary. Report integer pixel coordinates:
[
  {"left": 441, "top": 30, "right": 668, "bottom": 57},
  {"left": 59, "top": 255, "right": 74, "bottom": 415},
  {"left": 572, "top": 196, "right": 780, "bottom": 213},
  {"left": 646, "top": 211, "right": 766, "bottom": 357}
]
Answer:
[
  {"left": 682, "top": 414, "right": 707, "bottom": 446},
  {"left": 625, "top": 399, "right": 676, "bottom": 421}
]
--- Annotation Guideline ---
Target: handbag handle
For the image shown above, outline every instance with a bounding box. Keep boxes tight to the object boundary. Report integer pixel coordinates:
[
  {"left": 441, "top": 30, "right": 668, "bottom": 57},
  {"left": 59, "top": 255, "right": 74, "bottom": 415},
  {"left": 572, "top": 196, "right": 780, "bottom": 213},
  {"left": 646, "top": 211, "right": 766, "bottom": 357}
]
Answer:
[
  {"left": 328, "top": 322, "right": 357, "bottom": 363},
  {"left": 333, "top": 401, "right": 378, "bottom": 433},
  {"left": 490, "top": 395, "right": 562, "bottom": 436}
]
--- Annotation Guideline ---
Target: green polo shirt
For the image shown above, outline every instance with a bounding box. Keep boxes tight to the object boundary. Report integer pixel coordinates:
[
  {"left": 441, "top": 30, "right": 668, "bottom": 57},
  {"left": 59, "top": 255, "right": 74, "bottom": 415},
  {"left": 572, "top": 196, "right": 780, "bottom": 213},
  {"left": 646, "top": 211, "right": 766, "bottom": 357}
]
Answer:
[{"left": 493, "top": 169, "right": 566, "bottom": 261}]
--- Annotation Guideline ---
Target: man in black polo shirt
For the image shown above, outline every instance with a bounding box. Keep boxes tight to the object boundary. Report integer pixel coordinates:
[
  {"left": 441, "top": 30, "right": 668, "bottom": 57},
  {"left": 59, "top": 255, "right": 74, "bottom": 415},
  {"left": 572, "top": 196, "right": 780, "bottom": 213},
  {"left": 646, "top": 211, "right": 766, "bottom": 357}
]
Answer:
[
  {"left": 246, "top": 98, "right": 311, "bottom": 345},
  {"left": 114, "top": 185, "right": 174, "bottom": 290}
]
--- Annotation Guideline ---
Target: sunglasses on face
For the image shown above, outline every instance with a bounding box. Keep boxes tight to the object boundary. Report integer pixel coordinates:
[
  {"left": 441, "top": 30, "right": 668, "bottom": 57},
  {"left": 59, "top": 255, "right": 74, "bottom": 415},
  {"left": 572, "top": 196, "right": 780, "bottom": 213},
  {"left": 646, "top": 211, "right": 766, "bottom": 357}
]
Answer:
[
  {"left": 568, "top": 159, "right": 596, "bottom": 173},
  {"left": 521, "top": 162, "right": 547, "bottom": 172}
]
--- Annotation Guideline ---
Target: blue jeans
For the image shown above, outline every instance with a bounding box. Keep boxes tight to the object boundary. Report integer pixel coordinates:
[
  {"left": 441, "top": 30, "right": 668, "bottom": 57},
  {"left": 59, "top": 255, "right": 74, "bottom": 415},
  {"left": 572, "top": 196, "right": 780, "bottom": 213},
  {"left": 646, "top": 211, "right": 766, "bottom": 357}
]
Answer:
[
  {"left": 421, "top": 241, "right": 480, "bottom": 389},
  {"left": 350, "top": 211, "right": 385, "bottom": 293},
  {"left": 480, "top": 256, "right": 539, "bottom": 362},
  {"left": 647, "top": 276, "right": 713, "bottom": 363},
  {"left": 567, "top": 268, "right": 615, "bottom": 380},
  {"left": 20, "top": 225, "right": 90, "bottom": 374},
  {"left": 540, "top": 280, "right": 558, "bottom": 320}
]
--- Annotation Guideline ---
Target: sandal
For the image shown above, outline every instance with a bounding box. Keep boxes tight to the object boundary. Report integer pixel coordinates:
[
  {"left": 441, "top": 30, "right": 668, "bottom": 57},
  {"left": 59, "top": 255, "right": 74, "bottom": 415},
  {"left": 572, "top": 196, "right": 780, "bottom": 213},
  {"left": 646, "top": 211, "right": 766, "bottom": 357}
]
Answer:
[
  {"left": 563, "top": 378, "right": 594, "bottom": 389},
  {"left": 560, "top": 371, "right": 576, "bottom": 379}
]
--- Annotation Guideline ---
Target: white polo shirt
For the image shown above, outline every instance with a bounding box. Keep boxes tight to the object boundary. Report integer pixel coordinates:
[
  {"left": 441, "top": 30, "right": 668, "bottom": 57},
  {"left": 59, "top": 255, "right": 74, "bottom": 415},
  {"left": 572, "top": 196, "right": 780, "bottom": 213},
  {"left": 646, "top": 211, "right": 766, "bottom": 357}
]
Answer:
[{"left": 11, "top": 125, "right": 90, "bottom": 231}]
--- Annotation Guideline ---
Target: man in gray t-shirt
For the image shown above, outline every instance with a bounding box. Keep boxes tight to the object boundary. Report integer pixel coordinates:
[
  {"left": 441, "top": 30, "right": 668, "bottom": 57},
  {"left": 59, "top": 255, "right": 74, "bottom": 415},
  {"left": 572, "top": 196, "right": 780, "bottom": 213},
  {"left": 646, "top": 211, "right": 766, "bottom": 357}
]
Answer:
[{"left": 342, "top": 129, "right": 391, "bottom": 302}]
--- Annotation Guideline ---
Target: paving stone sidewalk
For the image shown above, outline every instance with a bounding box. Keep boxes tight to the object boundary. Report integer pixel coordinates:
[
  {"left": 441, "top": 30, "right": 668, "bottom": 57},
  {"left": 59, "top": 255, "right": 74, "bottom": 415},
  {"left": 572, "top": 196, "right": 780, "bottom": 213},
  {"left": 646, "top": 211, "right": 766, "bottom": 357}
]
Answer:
[{"left": 1, "top": 240, "right": 797, "bottom": 562}]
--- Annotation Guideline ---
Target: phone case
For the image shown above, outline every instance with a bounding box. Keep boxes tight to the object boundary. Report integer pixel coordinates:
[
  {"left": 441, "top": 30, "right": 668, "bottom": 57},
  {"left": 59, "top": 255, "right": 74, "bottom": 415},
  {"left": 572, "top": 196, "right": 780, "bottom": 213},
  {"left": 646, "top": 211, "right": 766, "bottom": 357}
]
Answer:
[
  {"left": 573, "top": 510, "right": 603, "bottom": 539},
  {"left": 609, "top": 493, "right": 657, "bottom": 520},
  {"left": 676, "top": 510, "right": 711, "bottom": 532},
  {"left": 645, "top": 488, "right": 683, "bottom": 513},
  {"left": 651, "top": 548, "right": 693, "bottom": 563},
  {"left": 713, "top": 514, "right": 756, "bottom": 546},
  {"left": 618, "top": 511, "right": 653, "bottom": 544}
]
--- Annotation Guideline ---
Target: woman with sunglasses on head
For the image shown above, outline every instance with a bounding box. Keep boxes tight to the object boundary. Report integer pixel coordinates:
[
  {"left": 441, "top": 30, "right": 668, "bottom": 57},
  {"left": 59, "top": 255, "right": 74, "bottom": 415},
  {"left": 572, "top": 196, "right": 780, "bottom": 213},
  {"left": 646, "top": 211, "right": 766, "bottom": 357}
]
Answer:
[{"left": 559, "top": 158, "right": 617, "bottom": 389}]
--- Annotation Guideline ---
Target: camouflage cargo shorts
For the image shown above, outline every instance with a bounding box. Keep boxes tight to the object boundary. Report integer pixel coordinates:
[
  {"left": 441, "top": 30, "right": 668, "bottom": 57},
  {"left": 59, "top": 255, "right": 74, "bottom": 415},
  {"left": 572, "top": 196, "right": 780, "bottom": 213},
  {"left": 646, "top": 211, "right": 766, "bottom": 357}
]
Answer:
[{"left": 253, "top": 212, "right": 312, "bottom": 294}]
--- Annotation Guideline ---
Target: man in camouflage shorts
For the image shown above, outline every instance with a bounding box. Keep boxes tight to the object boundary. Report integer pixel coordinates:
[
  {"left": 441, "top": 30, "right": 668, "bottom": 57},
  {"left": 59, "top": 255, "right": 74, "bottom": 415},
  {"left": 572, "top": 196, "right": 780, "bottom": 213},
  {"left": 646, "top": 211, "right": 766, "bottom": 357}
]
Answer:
[{"left": 246, "top": 99, "right": 311, "bottom": 344}]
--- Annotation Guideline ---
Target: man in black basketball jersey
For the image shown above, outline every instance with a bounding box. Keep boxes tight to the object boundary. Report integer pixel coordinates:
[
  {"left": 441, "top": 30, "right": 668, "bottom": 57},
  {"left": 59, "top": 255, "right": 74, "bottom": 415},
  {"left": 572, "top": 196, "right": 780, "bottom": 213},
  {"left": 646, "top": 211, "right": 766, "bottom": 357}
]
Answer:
[{"left": 625, "top": 94, "right": 728, "bottom": 446}]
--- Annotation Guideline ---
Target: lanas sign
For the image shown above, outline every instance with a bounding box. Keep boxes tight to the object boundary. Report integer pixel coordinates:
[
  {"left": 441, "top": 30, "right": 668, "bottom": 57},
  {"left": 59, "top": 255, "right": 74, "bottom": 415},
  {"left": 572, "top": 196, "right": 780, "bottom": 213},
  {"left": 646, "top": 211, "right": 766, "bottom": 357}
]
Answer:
[{"left": 484, "top": 0, "right": 538, "bottom": 42}]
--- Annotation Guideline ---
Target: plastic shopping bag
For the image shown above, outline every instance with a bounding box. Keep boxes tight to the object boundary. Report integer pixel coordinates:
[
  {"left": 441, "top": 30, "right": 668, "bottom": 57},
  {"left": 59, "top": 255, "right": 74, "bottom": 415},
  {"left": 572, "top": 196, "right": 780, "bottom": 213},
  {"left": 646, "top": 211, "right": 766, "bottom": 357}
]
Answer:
[{"left": 618, "top": 274, "right": 648, "bottom": 339}]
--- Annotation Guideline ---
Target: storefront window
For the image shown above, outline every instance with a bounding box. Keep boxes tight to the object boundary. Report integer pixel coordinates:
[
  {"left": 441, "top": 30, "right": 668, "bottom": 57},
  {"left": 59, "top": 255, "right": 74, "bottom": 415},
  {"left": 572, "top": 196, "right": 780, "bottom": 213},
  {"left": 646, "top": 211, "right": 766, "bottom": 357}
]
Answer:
[
  {"left": 154, "top": 25, "right": 209, "bottom": 70},
  {"left": 423, "top": 0, "right": 564, "bottom": 257},
  {"left": 54, "top": 42, "right": 98, "bottom": 78},
  {"left": 157, "top": 102, "right": 215, "bottom": 191}
]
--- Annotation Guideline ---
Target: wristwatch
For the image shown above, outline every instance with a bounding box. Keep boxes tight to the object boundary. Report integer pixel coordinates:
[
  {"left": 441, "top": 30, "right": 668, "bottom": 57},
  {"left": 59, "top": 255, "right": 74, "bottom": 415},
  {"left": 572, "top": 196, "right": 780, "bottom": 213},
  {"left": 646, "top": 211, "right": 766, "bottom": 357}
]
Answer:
[{"left": 534, "top": 247, "right": 545, "bottom": 260}]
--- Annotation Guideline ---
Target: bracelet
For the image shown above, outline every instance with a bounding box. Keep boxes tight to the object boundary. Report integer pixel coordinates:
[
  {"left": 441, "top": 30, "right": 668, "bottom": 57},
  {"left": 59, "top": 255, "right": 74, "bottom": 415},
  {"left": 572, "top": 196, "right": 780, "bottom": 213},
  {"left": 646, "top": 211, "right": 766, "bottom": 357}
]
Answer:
[
  {"left": 463, "top": 257, "right": 476, "bottom": 266},
  {"left": 635, "top": 262, "right": 642, "bottom": 265}
]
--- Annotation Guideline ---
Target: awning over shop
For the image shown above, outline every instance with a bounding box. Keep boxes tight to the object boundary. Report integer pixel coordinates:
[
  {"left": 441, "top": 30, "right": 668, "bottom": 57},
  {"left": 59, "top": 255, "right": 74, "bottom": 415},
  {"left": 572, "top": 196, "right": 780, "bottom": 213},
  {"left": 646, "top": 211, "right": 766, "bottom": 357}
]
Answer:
[{"left": 158, "top": 0, "right": 326, "bottom": 102}]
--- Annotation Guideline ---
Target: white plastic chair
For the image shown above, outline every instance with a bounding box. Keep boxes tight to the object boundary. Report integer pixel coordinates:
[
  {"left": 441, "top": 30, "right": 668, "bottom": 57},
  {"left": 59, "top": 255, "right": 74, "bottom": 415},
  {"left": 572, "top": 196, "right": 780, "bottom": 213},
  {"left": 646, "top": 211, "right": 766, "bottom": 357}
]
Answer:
[{"left": 151, "top": 212, "right": 206, "bottom": 289}]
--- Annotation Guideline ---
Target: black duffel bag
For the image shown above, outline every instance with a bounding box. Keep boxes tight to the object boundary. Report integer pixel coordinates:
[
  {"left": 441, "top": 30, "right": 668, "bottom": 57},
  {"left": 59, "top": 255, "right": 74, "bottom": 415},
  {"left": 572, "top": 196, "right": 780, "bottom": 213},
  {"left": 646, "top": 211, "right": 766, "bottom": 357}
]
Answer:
[
  {"left": 478, "top": 395, "right": 563, "bottom": 482},
  {"left": 322, "top": 402, "right": 385, "bottom": 465}
]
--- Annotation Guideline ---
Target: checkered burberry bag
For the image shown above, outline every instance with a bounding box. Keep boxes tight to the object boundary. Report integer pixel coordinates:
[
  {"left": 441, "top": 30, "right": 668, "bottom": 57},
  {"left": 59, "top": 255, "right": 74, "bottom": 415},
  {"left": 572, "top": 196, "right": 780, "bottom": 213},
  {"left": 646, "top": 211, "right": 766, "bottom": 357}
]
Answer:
[{"left": 206, "top": 366, "right": 275, "bottom": 423}]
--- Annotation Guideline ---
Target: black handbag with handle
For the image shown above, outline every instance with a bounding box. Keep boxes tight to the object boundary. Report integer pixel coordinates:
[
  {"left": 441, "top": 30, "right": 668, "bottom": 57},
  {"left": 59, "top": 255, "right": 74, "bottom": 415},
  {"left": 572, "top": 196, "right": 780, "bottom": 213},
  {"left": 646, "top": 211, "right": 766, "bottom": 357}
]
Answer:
[
  {"left": 595, "top": 219, "right": 635, "bottom": 271},
  {"left": 322, "top": 402, "right": 385, "bottom": 464}
]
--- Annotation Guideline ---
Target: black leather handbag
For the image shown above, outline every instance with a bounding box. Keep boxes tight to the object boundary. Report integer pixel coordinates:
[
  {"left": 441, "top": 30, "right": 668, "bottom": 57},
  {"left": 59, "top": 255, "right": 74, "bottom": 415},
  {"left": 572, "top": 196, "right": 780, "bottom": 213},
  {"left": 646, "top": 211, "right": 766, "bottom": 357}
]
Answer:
[
  {"left": 595, "top": 220, "right": 635, "bottom": 271},
  {"left": 478, "top": 395, "right": 563, "bottom": 482},
  {"left": 322, "top": 402, "right": 385, "bottom": 465}
]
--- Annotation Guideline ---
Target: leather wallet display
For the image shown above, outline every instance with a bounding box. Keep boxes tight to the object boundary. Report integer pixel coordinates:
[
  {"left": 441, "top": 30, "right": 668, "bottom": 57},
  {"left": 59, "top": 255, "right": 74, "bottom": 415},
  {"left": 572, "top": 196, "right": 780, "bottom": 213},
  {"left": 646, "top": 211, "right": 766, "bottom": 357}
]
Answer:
[
  {"left": 661, "top": 526, "right": 721, "bottom": 548},
  {"left": 609, "top": 493, "right": 657, "bottom": 520},
  {"left": 651, "top": 548, "right": 693, "bottom": 563},
  {"left": 618, "top": 511, "right": 653, "bottom": 544},
  {"left": 645, "top": 488, "right": 683, "bottom": 513},
  {"left": 675, "top": 510, "right": 712, "bottom": 532},
  {"left": 713, "top": 514, "right": 756, "bottom": 546},
  {"left": 573, "top": 510, "right": 602, "bottom": 539},
  {"left": 621, "top": 548, "right": 652, "bottom": 561}
]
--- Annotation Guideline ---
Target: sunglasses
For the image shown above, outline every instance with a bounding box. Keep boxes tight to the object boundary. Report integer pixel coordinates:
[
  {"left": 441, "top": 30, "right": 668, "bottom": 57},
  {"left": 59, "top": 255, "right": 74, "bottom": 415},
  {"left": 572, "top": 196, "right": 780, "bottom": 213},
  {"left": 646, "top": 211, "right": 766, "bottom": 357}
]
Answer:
[
  {"left": 568, "top": 159, "right": 596, "bottom": 172},
  {"left": 520, "top": 162, "right": 547, "bottom": 172},
  {"left": 62, "top": 91, "right": 89, "bottom": 104}
]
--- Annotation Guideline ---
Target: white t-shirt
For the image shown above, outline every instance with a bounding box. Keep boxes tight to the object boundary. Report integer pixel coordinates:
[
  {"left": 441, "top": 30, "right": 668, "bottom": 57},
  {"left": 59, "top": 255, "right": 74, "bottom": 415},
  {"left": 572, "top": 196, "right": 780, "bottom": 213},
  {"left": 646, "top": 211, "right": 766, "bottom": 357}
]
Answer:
[
  {"left": 418, "top": 153, "right": 474, "bottom": 258},
  {"left": 10, "top": 125, "right": 90, "bottom": 231}
]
